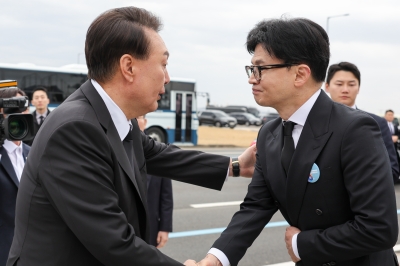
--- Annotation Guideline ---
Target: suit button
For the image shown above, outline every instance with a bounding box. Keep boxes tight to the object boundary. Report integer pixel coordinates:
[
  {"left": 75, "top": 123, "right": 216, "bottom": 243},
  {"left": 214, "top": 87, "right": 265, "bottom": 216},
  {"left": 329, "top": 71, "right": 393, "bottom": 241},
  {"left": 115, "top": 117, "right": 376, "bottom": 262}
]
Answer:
[
  {"left": 316, "top": 209, "right": 323, "bottom": 215},
  {"left": 274, "top": 200, "right": 279, "bottom": 207},
  {"left": 330, "top": 262, "right": 336, "bottom": 265}
]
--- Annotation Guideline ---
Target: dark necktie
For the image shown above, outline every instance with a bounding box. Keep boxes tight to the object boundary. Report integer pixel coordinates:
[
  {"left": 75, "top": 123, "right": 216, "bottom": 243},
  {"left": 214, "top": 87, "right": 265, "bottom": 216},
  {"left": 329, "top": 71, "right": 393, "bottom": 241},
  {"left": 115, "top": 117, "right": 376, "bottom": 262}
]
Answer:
[
  {"left": 281, "top": 121, "right": 296, "bottom": 176},
  {"left": 39, "top": 116, "right": 44, "bottom": 126},
  {"left": 122, "top": 130, "right": 134, "bottom": 168}
]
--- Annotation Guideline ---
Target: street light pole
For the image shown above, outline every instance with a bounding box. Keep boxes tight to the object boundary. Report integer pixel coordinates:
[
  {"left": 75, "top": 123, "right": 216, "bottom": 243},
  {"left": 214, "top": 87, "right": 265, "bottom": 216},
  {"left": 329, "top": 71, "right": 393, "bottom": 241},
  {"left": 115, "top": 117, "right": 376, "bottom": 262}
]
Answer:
[
  {"left": 77, "top": 53, "right": 83, "bottom": 64},
  {"left": 326, "top": 13, "right": 349, "bottom": 34}
]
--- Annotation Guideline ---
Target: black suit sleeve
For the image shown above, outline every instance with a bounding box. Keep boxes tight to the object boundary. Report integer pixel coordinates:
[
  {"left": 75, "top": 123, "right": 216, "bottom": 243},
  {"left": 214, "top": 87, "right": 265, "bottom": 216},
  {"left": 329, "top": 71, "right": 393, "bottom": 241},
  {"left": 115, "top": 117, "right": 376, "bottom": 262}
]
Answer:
[
  {"left": 39, "top": 121, "right": 183, "bottom": 266},
  {"left": 158, "top": 177, "right": 173, "bottom": 232},
  {"left": 211, "top": 151, "right": 278, "bottom": 266},
  {"left": 375, "top": 116, "right": 399, "bottom": 183},
  {"left": 141, "top": 131, "right": 230, "bottom": 190},
  {"left": 395, "top": 125, "right": 400, "bottom": 138},
  {"left": 297, "top": 115, "right": 398, "bottom": 264}
]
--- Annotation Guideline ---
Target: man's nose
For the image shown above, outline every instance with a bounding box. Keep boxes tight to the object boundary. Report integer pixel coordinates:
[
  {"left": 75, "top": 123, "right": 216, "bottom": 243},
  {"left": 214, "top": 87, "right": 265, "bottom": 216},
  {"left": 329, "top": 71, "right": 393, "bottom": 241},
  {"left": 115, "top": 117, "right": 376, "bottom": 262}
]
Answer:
[
  {"left": 248, "top": 74, "right": 259, "bottom": 85},
  {"left": 164, "top": 69, "right": 170, "bottom": 84}
]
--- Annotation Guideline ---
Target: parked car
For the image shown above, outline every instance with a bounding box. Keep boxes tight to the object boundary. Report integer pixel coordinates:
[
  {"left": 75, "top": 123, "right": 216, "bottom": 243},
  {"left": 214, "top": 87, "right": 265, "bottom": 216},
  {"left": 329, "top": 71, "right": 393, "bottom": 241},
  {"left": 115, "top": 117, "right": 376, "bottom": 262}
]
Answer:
[
  {"left": 198, "top": 110, "right": 237, "bottom": 128},
  {"left": 226, "top": 105, "right": 260, "bottom": 117},
  {"left": 229, "top": 112, "right": 262, "bottom": 126},
  {"left": 261, "top": 112, "right": 280, "bottom": 124}
]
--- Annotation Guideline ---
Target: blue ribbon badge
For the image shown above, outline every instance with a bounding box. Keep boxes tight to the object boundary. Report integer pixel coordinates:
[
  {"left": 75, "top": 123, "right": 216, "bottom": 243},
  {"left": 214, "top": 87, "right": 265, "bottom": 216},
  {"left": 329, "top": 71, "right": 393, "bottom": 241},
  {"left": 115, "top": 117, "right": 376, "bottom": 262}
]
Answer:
[{"left": 308, "top": 163, "right": 320, "bottom": 183}]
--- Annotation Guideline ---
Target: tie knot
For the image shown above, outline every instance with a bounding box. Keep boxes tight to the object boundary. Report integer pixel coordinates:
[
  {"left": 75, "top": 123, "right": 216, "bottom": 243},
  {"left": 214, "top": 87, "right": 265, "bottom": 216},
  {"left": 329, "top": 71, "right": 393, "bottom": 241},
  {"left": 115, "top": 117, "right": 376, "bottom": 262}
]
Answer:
[{"left": 283, "top": 121, "right": 296, "bottom": 136}]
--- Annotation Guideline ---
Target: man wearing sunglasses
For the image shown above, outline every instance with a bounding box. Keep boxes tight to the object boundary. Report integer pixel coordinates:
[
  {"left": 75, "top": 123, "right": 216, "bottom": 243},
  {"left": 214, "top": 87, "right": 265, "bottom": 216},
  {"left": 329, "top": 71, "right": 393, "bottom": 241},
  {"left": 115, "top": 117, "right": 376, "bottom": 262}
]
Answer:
[{"left": 190, "top": 18, "right": 398, "bottom": 266}]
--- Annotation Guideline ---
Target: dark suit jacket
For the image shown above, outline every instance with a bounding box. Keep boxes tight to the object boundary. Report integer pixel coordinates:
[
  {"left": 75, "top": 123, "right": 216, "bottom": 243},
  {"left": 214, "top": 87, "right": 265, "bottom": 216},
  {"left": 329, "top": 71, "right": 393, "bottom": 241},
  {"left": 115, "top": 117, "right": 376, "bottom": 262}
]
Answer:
[
  {"left": 147, "top": 175, "right": 173, "bottom": 246},
  {"left": 24, "top": 109, "right": 51, "bottom": 146},
  {"left": 0, "top": 143, "right": 30, "bottom": 266},
  {"left": 391, "top": 123, "right": 400, "bottom": 151},
  {"left": 362, "top": 111, "right": 399, "bottom": 183},
  {"left": 7, "top": 80, "right": 230, "bottom": 266},
  {"left": 212, "top": 91, "right": 398, "bottom": 266}
]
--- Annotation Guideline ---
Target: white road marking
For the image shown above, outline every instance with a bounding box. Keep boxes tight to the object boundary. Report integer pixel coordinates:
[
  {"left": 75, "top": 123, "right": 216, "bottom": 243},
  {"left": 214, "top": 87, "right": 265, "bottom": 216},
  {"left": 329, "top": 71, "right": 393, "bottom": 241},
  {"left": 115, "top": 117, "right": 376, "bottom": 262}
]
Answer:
[
  {"left": 190, "top": 201, "right": 243, "bottom": 208},
  {"left": 263, "top": 244, "right": 400, "bottom": 266}
]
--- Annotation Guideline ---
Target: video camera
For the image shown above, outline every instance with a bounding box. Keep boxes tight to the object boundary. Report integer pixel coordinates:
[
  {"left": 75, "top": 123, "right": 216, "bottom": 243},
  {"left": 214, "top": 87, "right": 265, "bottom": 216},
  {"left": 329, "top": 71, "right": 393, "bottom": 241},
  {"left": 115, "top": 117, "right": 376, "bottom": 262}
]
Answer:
[{"left": 0, "top": 80, "right": 34, "bottom": 146}]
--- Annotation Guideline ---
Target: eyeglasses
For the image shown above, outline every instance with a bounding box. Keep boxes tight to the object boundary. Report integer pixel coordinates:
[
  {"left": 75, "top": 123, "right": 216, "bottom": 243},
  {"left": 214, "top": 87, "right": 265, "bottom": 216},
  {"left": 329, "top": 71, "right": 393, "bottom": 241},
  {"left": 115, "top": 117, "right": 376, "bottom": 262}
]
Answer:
[{"left": 245, "top": 63, "right": 297, "bottom": 81}]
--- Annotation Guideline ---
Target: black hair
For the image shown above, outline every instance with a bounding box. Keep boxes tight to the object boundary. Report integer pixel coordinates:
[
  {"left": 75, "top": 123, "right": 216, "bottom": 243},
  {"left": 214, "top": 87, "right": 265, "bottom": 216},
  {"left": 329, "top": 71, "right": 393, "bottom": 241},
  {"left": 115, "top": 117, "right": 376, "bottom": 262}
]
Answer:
[
  {"left": 326, "top": 62, "right": 361, "bottom": 85},
  {"left": 0, "top": 87, "right": 28, "bottom": 114},
  {"left": 85, "top": 7, "right": 162, "bottom": 83},
  {"left": 246, "top": 17, "right": 330, "bottom": 82},
  {"left": 32, "top": 87, "right": 49, "bottom": 98}
]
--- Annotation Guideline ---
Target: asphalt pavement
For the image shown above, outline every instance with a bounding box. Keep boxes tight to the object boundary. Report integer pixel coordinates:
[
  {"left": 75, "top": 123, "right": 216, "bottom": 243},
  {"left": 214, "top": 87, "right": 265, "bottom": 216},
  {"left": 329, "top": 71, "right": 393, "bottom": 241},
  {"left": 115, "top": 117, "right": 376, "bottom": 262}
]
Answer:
[{"left": 160, "top": 147, "right": 400, "bottom": 266}]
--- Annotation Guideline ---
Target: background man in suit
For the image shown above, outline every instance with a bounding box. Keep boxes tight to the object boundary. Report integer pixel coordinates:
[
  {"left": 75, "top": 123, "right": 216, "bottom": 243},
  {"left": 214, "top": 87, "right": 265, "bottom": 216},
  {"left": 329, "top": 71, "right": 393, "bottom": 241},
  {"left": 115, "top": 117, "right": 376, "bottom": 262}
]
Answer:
[
  {"left": 137, "top": 115, "right": 173, "bottom": 248},
  {"left": 325, "top": 61, "right": 399, "bottom": 183},
  {"left": 25, "top": 87, "right": 50, "bottom": 146},
  {"left": 190, "top": 17, "right": 398, "bottom": 266},
  {"left": 7, "top": 7, "right": 256, "bottom": 266},
  {"left": 385, "top": 109, "right": 400, "bottom": 151},
  {"left": 0, "top": 87, "right": 31, "bottom": 266}
]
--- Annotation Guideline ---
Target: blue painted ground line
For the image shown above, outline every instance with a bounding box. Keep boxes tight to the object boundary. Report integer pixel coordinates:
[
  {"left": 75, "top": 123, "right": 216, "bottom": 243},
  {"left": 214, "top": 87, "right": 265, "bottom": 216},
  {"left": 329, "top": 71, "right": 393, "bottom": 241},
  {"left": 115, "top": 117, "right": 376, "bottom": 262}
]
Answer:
[{"left": 169, "top": 209, "right": 400, "bottom": 239}]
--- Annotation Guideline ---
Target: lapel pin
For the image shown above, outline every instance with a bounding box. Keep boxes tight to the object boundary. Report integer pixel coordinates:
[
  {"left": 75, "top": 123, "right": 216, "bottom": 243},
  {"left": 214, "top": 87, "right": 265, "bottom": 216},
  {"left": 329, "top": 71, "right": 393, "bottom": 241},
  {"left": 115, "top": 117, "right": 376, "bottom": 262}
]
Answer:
[{"left": 308, "top": 163, "right": 320, "bottom": 183}]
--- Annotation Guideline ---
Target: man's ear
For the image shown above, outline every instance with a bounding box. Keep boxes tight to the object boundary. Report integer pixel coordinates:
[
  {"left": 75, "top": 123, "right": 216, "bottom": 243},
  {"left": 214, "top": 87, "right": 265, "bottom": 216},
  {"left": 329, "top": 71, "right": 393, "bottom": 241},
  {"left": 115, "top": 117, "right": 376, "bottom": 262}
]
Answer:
[
  {"left": 119, "top": 54, "right": 136, "bottom": 82},
  {"left": 325, "top": 82, "right": 330, "bottom": 93},
  {"left": 294, "top": 64, "right": 311, "bottom": 87}
]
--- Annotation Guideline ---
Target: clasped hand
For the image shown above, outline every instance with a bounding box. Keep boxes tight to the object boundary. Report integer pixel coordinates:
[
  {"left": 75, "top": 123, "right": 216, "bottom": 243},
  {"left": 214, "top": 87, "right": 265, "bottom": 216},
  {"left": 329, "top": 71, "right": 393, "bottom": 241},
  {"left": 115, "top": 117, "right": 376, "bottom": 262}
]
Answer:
[{"left": 184, "top": 254, "right": 222, "bottom": 266}]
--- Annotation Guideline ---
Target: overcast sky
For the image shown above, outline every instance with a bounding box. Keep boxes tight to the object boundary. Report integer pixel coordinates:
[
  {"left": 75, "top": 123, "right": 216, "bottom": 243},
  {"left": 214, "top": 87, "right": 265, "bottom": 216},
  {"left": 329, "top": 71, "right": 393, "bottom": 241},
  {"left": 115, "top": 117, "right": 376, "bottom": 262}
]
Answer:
[{"left": 2, "top": 0, "right": 400, "bottom": 115}]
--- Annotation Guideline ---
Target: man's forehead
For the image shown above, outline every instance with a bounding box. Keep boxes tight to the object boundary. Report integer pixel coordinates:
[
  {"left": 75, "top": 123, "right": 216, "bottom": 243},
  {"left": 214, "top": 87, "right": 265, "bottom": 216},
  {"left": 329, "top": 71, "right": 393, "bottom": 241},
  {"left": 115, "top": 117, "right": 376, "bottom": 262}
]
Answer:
[
  {"left": 332, "top": 71, "right": 358, "bottom": 82},
  {"left": 33, "top": 91, "right": 46, "bottom": 96}
]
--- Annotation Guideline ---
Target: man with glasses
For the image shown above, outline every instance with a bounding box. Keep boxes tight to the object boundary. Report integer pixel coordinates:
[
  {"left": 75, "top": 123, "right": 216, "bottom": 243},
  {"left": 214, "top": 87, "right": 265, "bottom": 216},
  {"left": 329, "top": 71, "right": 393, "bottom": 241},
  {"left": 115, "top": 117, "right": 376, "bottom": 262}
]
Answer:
[{"left": 189, "top": 18, "right": 398, "bottom": 266}]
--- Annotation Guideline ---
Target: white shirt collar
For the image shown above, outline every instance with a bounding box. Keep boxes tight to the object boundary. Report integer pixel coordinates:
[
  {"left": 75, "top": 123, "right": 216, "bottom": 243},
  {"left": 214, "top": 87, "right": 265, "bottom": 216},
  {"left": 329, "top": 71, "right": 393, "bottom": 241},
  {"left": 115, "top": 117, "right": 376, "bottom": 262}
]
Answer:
[
  {"left": 91, "top": 79, "right": 131, "bottom": 141},
  {"left": 287, "top": 89, "right": 321, "bottom": 126},
  {"left": 36, "top": 111, "right": 47, "bottom": 120},
  {"left": 3, "top": 139, "right": 20, "bottom": 154}
]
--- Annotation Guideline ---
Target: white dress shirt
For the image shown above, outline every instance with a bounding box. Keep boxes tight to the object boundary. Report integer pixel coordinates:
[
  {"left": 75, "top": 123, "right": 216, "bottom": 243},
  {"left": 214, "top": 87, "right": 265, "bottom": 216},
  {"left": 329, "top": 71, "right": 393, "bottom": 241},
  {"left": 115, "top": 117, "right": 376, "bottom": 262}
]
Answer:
[
  {"left": 35, "top": 111, "right": 48, "bottom": 125},
  {"left": 209, "top": 89, "right": 321, "bottom": 266},
  {"left": 3, "top": 139, "right": 25, "bottom": 181},
  {"left": 91, "top": 79, "right": 131, "bottom": 140},
  {"left": 388, "top": 122, "right": 395, "bottom": 135}
]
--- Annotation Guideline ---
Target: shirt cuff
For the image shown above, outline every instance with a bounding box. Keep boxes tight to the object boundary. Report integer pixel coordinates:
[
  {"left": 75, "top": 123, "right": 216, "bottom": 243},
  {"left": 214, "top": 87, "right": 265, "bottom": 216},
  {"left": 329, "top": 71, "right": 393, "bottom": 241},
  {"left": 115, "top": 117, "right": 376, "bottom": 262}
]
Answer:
[
  {"left": 208, "top": 248, "right": 230, "bottom": 266},
  {"left": 292, "top": 233, "right": 301, "bottom": 260}
]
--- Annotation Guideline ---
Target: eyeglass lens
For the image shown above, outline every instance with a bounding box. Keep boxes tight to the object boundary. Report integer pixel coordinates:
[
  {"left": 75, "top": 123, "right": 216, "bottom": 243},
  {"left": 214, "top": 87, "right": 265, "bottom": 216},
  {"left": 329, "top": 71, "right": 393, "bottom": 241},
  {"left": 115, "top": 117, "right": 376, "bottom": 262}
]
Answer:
[{"left": 246, "top": 66, "right": 260, "bottom": 80}]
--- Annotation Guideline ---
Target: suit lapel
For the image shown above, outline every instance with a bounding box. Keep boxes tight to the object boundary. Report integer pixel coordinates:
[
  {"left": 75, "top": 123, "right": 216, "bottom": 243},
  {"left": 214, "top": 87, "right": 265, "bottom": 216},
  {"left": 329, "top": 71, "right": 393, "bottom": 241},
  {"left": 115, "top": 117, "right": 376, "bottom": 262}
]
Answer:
[
  {"left": 1, "top": 148, "right": 19, "bottom": 187},
  {"left": 80, "top": 81, "right": 143, "bottom": 202},
  {"left": 131, "top": 120, "right": 148, "bottom": 205},
  {"left": 286, "top": 91, "right": 333, "bottom": 226}
]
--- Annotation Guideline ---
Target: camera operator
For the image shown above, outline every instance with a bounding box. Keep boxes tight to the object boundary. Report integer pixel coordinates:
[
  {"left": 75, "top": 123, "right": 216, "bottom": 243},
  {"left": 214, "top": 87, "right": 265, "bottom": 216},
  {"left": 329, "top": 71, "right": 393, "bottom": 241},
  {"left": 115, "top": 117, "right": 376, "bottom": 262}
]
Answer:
[{"left": 0, "top": 87, "right": 31, "bottom": 266}]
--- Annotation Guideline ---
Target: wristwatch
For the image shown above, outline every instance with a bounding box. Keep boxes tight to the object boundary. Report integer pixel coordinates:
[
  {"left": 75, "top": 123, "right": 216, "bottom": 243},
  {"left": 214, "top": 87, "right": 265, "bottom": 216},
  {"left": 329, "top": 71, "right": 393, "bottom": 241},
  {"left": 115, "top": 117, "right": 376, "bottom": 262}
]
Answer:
[{"left": 232, "top": 157, "right": 240, "bottom": 177}]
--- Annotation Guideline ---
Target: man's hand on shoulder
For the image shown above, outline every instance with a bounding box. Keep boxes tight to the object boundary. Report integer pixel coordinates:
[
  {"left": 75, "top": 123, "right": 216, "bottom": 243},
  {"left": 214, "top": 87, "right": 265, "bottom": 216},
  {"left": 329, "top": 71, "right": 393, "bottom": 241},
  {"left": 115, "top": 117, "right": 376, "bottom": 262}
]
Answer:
[{"left": 230, "top": 144, "right": 256, "bottom": 178}]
